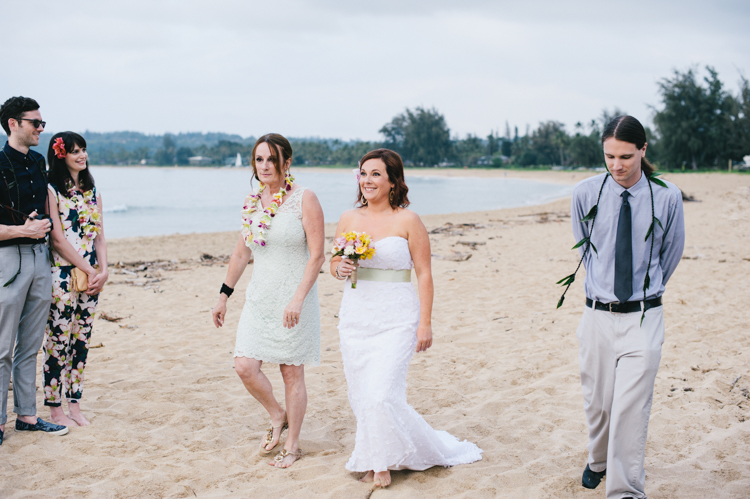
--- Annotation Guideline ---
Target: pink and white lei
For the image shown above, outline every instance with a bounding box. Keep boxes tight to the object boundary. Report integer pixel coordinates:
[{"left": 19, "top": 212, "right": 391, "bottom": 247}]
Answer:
[{"left": 241, "top": 175, "right": 294, "bottom": 247}]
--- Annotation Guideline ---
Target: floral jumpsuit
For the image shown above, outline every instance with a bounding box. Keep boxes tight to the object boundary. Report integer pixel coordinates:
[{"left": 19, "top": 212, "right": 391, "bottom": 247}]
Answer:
[{"left": 43, "top": 184, "right": 101, "bottom": 406}]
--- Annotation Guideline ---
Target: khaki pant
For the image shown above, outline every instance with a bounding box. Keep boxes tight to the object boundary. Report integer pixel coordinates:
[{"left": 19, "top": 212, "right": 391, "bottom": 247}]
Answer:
[
  {"left": 0, "top": 244, "right": 52, "bottom": 425},
  {"left": 577, "top": 304, "right": 664, "bottom": 499}
]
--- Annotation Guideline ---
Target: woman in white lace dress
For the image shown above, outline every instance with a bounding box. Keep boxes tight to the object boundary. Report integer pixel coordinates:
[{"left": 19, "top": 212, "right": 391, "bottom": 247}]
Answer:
[
  {"left": 331, "top": 149, "right": 482, "bottom": 488},
  {"left": 212, "top": 134, "right": 324, "bottom": 469}
]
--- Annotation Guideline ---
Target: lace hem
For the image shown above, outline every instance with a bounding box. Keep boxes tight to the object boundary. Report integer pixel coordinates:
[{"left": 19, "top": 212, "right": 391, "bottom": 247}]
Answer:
[
  {"left": 233, "top": 350, "right": 320, "bottom": 367},
  {"left": 345, "top": 434, "right": 483, "bottom": 472}
]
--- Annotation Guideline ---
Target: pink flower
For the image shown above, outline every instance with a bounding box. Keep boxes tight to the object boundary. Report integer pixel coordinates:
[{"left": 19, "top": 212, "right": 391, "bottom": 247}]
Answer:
[{"left": 52, "top": 137, "right": 67, "bottom": 159}]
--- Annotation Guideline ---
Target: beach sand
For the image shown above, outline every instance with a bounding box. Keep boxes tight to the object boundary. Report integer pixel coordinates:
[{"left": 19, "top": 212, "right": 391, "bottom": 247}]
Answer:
[{"left": 2, "top": 170, "right": 749, "bottom": 498}]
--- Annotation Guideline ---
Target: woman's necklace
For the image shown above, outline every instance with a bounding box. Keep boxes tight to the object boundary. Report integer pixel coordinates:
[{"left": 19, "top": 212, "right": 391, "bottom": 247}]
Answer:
[
  {"left": 241, "top": 174, "right": 295, "bottom": 247},
  {"left": 65, "top": 180, "right": 101, "bottom": 239}
]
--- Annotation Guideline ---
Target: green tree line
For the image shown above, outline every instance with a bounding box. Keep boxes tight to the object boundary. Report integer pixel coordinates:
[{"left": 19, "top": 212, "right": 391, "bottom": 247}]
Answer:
[{"left": 32, "top": 66, "right": 750, "bottom": 170}]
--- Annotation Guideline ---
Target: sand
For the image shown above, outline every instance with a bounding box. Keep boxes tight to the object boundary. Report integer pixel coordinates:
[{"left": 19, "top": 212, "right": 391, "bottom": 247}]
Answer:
[{"left": 1, "top": 170, "right": 749, "bottom": 498}]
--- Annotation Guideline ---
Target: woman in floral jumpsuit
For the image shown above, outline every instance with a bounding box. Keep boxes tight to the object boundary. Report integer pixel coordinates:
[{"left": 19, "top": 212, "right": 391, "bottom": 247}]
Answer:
[{"left": 43, "top": 132, "right": 108, "bottom": 427}]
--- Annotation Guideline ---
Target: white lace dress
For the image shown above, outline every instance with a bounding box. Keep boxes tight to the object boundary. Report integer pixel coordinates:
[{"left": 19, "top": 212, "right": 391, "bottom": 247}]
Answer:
[
  {"left": 338, "top": 237, "right": 482, "bottom": 472},
  {"left": 234, "top": 187, "right": 320, "bottom": 366}
]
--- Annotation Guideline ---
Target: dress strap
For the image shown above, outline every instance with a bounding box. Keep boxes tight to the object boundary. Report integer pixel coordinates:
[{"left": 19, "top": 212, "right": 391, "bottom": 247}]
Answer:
[{"left": 281, "top": 187, "right": 306, "bottom": 219}]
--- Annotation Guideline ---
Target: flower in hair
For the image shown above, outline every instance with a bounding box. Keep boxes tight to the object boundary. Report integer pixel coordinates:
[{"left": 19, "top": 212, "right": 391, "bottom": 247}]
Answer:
[{"left": 52, "top": 137, "right": 67, "bottom": 159}]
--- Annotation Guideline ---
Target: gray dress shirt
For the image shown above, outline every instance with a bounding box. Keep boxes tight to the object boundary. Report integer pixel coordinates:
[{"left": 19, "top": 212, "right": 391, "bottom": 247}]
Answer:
[{"left": 571, "top": 172, "right": 685, "bottom": 303}]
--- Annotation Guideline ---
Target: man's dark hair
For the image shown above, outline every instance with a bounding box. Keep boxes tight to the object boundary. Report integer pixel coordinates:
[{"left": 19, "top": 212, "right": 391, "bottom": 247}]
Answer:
[
  {"left": 0, "top": 96, "right": 40, "bottom": 136},
  {"left": 601, "top": 115, "right": 655, "bottom": 176}
]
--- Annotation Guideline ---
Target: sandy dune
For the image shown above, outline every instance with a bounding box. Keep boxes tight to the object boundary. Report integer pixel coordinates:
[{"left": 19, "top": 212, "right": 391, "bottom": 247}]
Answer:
[{"left": 1, "top": 170, "right": 749, "bottom": 498}]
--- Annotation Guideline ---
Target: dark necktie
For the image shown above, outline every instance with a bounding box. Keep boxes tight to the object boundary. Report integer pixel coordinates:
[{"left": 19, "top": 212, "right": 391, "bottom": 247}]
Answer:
[{"left": 614, "top": 191, "right": 633, "bottom": 303}]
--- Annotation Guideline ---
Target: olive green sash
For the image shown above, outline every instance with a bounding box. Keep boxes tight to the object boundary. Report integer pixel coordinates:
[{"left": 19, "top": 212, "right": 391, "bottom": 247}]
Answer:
[{"left": 357, "top": 267, "right": 411, "bottom": 283}]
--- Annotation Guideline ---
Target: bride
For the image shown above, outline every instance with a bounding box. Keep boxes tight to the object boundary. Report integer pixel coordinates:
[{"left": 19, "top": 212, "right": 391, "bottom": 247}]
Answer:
[{"left": 330, "top": 149, "right": 482, "bottom": 488}]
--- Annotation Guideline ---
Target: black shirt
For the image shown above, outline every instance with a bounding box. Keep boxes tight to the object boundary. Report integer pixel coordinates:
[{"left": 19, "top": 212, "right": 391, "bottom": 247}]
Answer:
[{"left": 0, "top": 141, "right": 48, "bottom": 247}]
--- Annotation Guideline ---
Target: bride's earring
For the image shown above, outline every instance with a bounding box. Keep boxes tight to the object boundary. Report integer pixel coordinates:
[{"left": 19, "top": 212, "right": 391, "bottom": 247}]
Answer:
[
  {"left": 362, "top": 195, "right": 368, "bottom": 206},
  {"left": 389, "top": 188, "right": 394, "bottom": 203}
]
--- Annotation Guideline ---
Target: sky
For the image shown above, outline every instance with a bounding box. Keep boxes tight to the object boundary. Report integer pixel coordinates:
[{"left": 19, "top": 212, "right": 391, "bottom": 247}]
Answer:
[{"left": 2, "top": 0, "right": 749, "bottom": 141}]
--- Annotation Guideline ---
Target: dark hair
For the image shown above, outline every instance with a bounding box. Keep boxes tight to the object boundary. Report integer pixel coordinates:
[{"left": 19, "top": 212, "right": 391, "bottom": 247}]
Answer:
[
  {"left": 47, "top": 132, "right": 95, "bottom": 194},
  {"left": 250, "top": 133, "right": 293, "bottom": 183},
  {"left": 0, "top": 96, "right": 40, "bottom": 136},
  {"left": 601, "top": 115, "right": 655, "bottom": 176},
  {"left": 356, "top": 148, "right": 410, "bottom": 209}
]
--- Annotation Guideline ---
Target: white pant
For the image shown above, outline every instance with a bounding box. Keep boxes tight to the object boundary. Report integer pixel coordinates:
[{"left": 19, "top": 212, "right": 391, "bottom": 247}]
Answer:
[{"left": 577, "top": 304, "right": 664, "bottom": 499}]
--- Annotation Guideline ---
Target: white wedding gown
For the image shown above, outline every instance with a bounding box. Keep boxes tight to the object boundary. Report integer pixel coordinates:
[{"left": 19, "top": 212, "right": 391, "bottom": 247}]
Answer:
[{"left": 337, "top": 237, "right": 483, "bottom": 472}]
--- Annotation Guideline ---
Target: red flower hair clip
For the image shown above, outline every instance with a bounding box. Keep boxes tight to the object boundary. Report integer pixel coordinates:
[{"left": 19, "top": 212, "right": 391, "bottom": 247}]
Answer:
[{"left": 52, "top": 137, "right": 67, "bottom": 159}]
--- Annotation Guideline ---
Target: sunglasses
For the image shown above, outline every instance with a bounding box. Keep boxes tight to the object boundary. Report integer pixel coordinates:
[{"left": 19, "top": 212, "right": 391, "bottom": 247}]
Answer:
[{"left": 18, "top": 118, "right": 46, "bottom": 129}]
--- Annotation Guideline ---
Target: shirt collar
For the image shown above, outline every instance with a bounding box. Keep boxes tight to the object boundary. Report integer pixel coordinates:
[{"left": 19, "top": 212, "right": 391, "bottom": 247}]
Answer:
[
  {"left": 3, "top": 142, "right": 32, "bottom": 164},
  {"left": 608, "top": 170, "right": 648, "bottom": 198}
]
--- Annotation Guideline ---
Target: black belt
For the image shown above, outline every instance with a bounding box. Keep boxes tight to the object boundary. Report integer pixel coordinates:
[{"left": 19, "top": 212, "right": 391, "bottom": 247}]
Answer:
[{"left": 585, "top": 296, "right": 662, "bottom": 314}]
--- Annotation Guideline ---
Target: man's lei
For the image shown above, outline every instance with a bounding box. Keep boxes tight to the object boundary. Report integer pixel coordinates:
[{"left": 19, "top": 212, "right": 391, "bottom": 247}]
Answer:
[
  {"left": 556, "top": 170, "right": 667, "bottom": 325},
  {"left": 241, "top": 174, "right": 294, "bottom": 247}
]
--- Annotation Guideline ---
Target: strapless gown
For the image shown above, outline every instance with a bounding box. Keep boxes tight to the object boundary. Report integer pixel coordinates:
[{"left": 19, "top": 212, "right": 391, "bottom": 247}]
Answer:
[{"left": 337, "top": 237, "right": 482, "bottom": 472}]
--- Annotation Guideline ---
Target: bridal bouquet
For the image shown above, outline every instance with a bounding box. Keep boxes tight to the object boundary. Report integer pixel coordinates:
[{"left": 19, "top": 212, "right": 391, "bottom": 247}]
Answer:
[{"left": 332, "top": 231, "right": 375, "bottom": 288}]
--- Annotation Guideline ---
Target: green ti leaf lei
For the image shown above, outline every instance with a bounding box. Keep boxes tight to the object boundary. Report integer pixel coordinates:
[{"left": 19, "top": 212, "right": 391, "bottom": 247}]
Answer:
[{"left": 556, "top": 171, "right": 668, "bottom": 326}]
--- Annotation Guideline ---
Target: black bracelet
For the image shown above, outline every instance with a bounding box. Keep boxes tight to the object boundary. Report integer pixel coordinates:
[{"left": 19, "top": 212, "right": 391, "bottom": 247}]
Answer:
[{"left": 220, "top": 283, "right": 234, "bottom": 297}]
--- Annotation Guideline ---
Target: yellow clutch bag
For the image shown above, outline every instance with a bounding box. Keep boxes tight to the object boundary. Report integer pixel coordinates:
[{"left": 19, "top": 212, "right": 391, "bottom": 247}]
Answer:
[{"left": 71, "top": 268, "right": 89, "bottom": 292}]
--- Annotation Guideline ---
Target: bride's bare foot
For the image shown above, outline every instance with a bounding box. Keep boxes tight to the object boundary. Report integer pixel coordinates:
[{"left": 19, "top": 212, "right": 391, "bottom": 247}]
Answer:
[
  {"left": 68, "top": 403, "right": 90, "bottom": 427},
  {"left": 260, "top": 410, "right": 287, "bottom": 452},
  {"left": 359, "top": 471, "right": 374, "bottom": 483},
  {"left": 373, "top": 471, "right": 391, "bottom": 487},
  {"left": 49, "top": 406, "right": 76, "bottom": 427}
]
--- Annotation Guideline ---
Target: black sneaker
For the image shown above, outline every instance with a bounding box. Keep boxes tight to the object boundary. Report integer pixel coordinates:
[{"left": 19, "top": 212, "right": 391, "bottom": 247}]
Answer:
[
  {"left": 15, "top": 418, "right": 69, "bottom": 436},
  {"left": 0, "top": 427, "right": 4, "bottom": 446},
  {"left": 582, "top": 464, "right": 606, "bottom": 489}
]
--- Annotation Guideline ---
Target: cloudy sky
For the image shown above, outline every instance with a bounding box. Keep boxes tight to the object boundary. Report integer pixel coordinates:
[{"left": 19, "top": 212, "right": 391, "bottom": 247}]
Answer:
[{"left": 3, "top": 0, "right": 749, "bottom": 140}]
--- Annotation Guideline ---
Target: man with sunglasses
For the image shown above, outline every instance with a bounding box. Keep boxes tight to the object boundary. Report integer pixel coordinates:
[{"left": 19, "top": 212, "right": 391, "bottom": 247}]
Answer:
[{"left": 0, "top": 96, "right": 68, "bottom": 447}]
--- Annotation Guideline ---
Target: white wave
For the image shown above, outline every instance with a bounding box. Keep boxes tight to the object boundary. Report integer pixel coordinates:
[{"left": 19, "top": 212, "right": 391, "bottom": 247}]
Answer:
[{"left": 104, "top": 204, "right": 128, "bottom": 213}]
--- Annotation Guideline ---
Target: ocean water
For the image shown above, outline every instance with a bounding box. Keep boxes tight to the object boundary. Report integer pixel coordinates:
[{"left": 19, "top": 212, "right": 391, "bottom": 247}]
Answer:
[{"left": 91, "top": 167, "right": 573, "bottom": 239}]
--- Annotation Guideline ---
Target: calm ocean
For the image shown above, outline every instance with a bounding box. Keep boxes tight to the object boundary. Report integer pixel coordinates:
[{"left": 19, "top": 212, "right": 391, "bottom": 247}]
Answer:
[{"left": 90, "top": 167, "right": 573, "bottom": 239}]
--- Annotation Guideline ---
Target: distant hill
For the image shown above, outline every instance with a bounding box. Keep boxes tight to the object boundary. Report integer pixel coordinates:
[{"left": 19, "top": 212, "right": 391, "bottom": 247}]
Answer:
[
  {"left": 32, "top": 131, "right": 256, "bottom": 159},
  {"left": 29, "top": 131, "right": 351, "bottom": 165}
]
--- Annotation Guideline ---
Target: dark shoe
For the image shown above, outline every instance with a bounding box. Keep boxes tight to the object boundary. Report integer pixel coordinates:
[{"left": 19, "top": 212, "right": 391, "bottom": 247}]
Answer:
[
  {"left": 582, "top": 464, "right": 606, "bottom": 489},
  {"left": 0, "top": 427, "right": 4, "bottom": 446},
  {"left": 15, "top": 418, "right": 69, "bottom": 436}
]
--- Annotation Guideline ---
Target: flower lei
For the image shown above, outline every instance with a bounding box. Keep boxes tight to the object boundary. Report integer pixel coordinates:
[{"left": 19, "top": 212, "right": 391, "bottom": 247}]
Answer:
[
  {"left": 556, "top": 171, "right": 667, "bottom": 325},
  {"left": 53, "top": 137, "right": 67, "bottom": 159},
  {"left": 66, "top": 183, "right": 102, "bottom": 239},
  {"left": 241, "top": 174, "right": 294, "bottom": 247}
]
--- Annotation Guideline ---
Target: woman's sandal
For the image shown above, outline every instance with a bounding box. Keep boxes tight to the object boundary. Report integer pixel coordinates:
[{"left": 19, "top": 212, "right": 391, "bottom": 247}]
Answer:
[
  {"left": 259, "top": 414, "right": 288, "bottom": 454},
  {"left": 271, "top": 449, "right": 302, "bottom": 468}
]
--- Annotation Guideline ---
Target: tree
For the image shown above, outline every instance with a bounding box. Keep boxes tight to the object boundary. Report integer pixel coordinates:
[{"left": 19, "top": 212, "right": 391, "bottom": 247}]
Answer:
[
  {"left": 175, "top": 147, "right": 193, "bottom": 165},
  {"left": 454, "top": 134, "right": 485, "bottom": 166},
  {"left": 155, "top": 134, "right": 176, "bottom": 165},
  {"left": 726, "top": 76, "right": 750, "bottom": 162},
  {"left": 379, "top": 107, "right": 451, "bottom": 166},
  {"left": 569, "top": 130, "right": 601, "bottom": 167},
  {"left": 501, "top": 121, "right": 513, "bottom": 157},
  {"left": 652, "top": 66, "right": 742, "bottom": 169},
  {"left": 486, "top": 130, "right": 499, "bottom": 157},
  {"left": 530, "top": 121, "right": 567, "bottom": 165}
]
